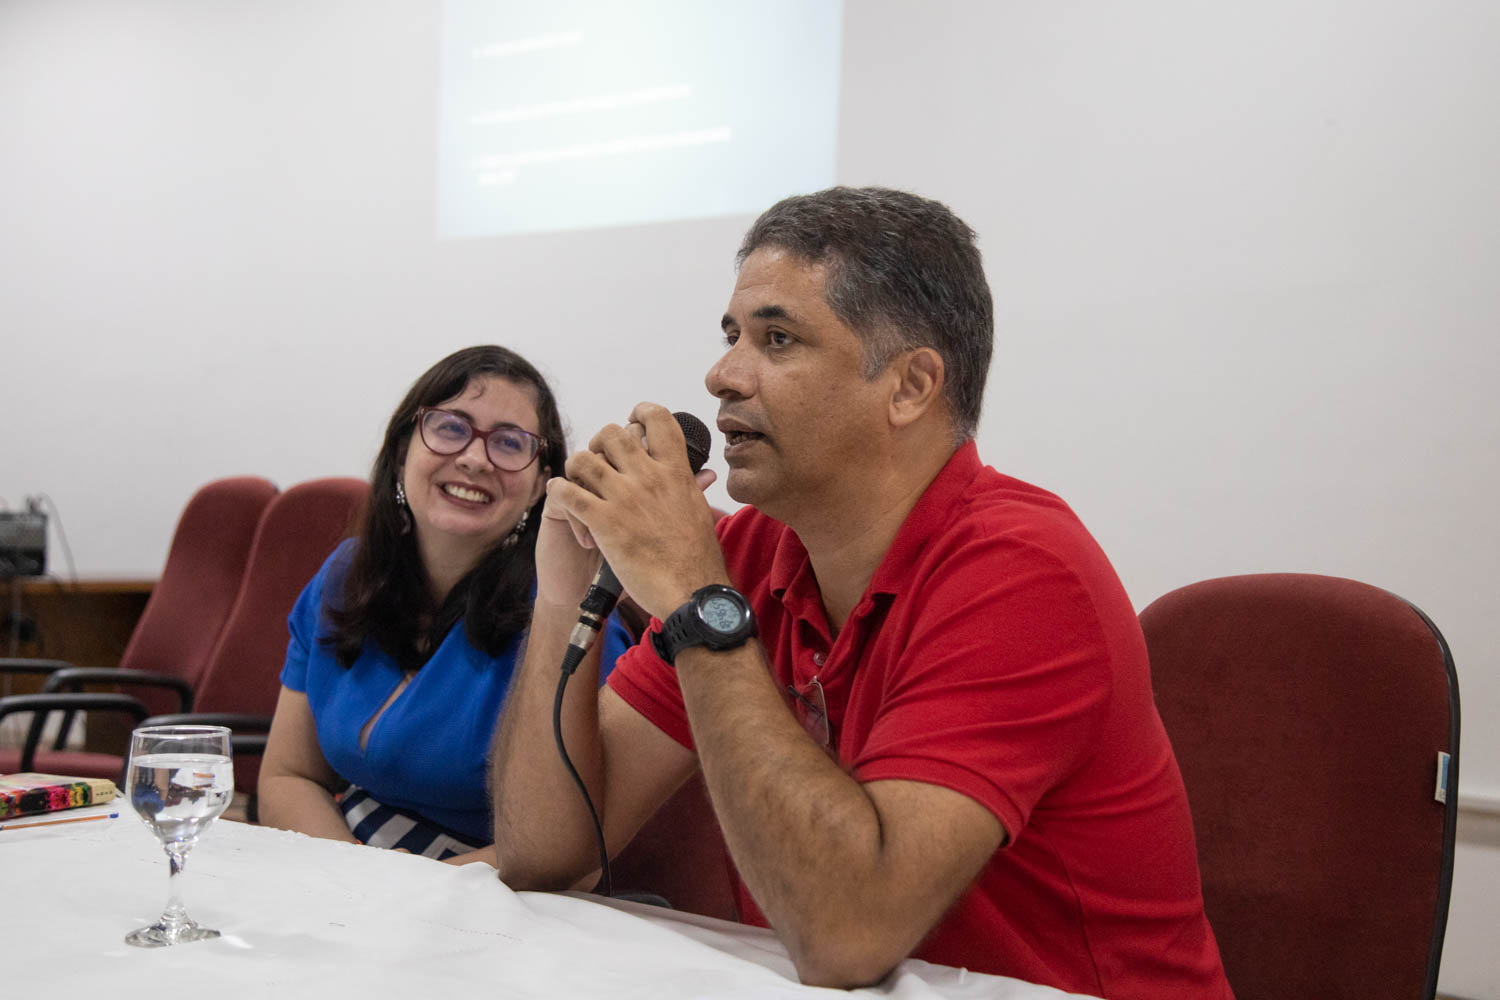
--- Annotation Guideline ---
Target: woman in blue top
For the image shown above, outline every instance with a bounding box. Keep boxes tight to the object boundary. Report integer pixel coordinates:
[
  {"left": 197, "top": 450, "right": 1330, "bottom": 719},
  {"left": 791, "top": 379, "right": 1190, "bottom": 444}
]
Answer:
[{"left": 258, "top": 345, "right": 628, "bottom": 862}]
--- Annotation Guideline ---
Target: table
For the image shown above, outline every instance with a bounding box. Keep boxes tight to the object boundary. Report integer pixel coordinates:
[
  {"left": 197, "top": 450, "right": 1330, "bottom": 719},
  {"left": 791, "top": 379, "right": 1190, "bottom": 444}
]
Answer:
[{"left": 0, "top": 804, "right": 1093, "bottom": 999}]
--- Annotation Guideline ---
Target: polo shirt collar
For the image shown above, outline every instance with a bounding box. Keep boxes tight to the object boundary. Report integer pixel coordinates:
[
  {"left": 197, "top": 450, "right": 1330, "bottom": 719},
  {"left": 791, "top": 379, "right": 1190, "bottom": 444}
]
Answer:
[
  {"left": 768, "top": 516, "right": 813, "bottom": 604},
  {"left": 868, "top": 441, "right": 982, "bottom": 596},
  {"left": 765, "top": 440, "right": 982, "bottom": 604}
]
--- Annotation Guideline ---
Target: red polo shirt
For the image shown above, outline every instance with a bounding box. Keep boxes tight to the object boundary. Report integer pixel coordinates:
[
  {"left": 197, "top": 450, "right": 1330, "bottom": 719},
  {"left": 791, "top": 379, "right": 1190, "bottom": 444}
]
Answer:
[{"left": 608, "top": 443, "right": 1232, "bottom": 998}]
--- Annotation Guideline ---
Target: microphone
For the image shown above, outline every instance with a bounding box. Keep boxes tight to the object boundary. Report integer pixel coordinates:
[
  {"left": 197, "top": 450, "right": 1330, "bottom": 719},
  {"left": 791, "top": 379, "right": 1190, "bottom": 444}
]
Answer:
[{"left": 561, "top": 411, "right": 711, "bottom": 674}]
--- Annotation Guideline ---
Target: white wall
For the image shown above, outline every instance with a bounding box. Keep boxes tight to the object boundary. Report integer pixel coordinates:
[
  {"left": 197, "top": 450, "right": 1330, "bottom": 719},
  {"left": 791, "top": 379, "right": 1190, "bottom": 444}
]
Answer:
[{"left": 2, "top": 2, "right": 1496, "bottom": 993}]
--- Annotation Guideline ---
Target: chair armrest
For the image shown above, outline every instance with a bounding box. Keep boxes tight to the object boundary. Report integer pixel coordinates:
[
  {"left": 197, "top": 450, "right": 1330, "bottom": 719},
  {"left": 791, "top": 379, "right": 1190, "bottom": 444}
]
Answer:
[
  {"left": 0, "top": 658, "right": 76, "bottom": 677},
  {"left": 140, "top": 712, "right": 274, "bottom": 759},
  {"left": 42, "top": 668, "right": 194, "bottom": 713},
  {"left": 140, "top": 712, "right": 272, "bottom": 731},
  {"left": 0, "top": 692, "right": 152, "bottom": 772}
]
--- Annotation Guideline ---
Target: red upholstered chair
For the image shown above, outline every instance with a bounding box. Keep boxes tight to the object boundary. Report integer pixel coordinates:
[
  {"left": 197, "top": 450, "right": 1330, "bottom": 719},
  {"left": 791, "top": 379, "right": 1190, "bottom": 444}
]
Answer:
[
  {"left": 0, "top": 476, "right": 278, "bottom": 777},
  {"left": 142, "top": 477, "right": 369, "bottom": 796},
  {"left": 606, "top": 504, "right": 738, "bottom": 921},
  {"left": 0, "top": 692, "right": 152, "bottom": 772},
  {"left": 1139, "top": 574, "right": 1459, "bottom": 1000},
  {"left": 610, "top": 773, "right": 737, "bottom": 921}
]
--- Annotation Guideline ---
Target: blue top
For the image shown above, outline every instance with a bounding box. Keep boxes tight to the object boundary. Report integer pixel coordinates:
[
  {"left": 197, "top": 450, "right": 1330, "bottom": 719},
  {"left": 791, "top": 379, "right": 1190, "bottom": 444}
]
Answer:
[{"left": 280, "top": 539, "right": 629, "bottom": 843}]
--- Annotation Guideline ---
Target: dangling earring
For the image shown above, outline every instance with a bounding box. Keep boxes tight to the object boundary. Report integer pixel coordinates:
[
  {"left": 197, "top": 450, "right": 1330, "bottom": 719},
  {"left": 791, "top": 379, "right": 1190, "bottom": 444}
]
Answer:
[
  {"left": 395, "top": 480, "right": 412, "bottom": 535},
  {"left": 502, "top": 508, "right": 529, "bottom": 548}
]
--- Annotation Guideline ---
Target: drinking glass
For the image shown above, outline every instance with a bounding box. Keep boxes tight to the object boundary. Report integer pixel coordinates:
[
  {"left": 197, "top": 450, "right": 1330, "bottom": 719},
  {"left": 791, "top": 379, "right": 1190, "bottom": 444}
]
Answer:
[{"left": 124, "top": 724, "right": 234, "bottom": 947}]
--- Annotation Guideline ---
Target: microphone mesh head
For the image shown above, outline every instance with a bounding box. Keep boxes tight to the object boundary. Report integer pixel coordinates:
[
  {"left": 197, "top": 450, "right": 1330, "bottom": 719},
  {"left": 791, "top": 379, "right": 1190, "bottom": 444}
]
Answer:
[{"left": 672, "top": 412, "right": 712, "bottom": 474}]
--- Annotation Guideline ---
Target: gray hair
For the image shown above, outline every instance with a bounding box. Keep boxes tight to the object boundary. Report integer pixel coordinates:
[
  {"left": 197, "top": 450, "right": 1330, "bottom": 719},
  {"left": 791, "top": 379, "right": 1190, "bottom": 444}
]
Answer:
[{"left": 736, "top": 186, "right": 994, "bottom": 440}]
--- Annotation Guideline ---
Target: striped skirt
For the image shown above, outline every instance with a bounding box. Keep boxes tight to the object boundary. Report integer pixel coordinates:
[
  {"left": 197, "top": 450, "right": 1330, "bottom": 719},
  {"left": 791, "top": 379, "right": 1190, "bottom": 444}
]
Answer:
[{"left": 338, "top": 786, "right": 484, "bottom": 860}]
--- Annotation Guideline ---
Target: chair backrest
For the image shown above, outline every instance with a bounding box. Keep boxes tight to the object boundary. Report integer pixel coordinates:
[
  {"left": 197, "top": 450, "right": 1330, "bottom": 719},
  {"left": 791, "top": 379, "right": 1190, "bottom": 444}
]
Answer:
[
  {"left": 605, "top": 505, "right": 738, "bottom": 920},
  {"left": 191, "top": 477, "right": 369, "bottom": 791},
  {"left": 1139, "top": 573, "right": 1459, "bottom": 1000},
  {"left": 610, "top": 772, "right": 737, "bottom": 921},
  {"left": 117, "top": 476, "right": 280, "bottom": 716}
]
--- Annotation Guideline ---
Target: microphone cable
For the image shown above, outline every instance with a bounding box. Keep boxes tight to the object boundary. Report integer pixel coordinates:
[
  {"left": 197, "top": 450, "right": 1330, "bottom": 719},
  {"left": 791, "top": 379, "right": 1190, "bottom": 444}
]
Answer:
[
  {"left": 553, "top": 656, "right": 612, "bottom": 896},
  {"left": 552, "top": 411, "right": 711, "bottom": 899}
]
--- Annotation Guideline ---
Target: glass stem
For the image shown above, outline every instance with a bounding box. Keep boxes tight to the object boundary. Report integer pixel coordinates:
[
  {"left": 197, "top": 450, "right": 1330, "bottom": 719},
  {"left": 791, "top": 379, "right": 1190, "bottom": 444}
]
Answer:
[{"left": 161, "top": 844, "right": 191, "bottom": 927}]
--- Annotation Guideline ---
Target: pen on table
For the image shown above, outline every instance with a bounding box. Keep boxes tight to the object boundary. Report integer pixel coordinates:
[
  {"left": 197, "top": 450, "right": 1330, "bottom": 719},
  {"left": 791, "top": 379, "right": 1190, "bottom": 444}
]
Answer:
[{"left": 0, "top": 812, "right": 120, "bottom": 832}]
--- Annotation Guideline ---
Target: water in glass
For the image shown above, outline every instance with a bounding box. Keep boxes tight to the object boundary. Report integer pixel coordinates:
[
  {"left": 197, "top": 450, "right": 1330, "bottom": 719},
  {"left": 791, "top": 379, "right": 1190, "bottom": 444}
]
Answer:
[{"left": 124, "top": 725, "right": 233, "bottom": 947}]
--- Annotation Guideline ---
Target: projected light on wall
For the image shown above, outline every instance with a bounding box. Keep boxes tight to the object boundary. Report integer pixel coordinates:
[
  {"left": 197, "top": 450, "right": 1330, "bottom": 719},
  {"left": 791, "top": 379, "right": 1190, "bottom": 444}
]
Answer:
[{"left": 437, "top": 0, "right": 843, "bottom": 238}]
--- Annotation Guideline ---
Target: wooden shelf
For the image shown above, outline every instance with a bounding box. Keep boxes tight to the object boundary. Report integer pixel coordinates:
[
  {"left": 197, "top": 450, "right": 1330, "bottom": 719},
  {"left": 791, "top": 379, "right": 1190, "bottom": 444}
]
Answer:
[
  {"left": 2, "top": 578, "right": 154, "bottom": 667},
  {"left": 2, "top": 578, "right": 156, "bottom": 753}
]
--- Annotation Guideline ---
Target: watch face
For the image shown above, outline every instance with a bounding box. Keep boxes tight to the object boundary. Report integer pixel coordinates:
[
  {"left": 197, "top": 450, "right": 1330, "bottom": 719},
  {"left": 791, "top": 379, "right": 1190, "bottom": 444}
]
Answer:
[{"left": 699, "top": 594, "right": 744, "bottom": 634}]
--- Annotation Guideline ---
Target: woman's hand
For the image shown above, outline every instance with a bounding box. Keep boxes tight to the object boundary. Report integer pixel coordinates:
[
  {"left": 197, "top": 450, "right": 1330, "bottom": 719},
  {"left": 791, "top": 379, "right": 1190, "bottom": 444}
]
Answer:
[{"left": 442, "top": 845, "right": 499, "bottom": 867}]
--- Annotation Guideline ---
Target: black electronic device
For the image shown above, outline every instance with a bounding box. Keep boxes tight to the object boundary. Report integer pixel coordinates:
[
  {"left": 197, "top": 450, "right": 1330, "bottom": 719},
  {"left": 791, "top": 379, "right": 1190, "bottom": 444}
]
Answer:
[{"left": 0, "top": 504, "right": 46, "bottom": 577}]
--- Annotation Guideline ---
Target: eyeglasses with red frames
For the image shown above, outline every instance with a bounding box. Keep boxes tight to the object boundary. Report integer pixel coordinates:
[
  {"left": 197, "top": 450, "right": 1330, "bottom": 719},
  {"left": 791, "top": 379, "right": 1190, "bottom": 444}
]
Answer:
[{"left": 414, "top": 407, "right": 545, "bottom": 472}]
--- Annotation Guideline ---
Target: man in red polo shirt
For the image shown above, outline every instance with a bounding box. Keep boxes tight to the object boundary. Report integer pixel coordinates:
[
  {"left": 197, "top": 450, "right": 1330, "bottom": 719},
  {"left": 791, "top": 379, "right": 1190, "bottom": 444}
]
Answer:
[{"left": 491, "top": 187, "right": 1232, "bottom": 998}]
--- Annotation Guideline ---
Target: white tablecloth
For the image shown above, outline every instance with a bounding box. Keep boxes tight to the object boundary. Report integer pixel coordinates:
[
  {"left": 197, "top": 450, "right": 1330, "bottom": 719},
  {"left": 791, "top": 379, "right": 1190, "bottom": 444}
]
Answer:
[{"left": 0, "top": 803, "right": 1092, "bottom": 999}]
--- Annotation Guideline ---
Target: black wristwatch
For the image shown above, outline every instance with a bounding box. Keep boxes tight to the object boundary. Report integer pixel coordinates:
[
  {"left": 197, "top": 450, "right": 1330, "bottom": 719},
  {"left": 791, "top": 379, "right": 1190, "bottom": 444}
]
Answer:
[{"left": 651, "top": 584, "right": 757, "bottom": 666}]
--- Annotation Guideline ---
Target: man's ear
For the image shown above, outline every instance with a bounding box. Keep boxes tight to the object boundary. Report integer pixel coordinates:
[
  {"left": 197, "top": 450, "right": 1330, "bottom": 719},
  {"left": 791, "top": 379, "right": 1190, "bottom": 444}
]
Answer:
[{"left": 888, "top": 347, "right": 945, "bottom": 429}]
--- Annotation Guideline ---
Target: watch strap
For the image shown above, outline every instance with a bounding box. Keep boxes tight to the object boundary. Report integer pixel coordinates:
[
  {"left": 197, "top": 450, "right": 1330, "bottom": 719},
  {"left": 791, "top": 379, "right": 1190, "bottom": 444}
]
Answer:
[{"left": 651, "top": 584, "right": 755, "bottom": 666}]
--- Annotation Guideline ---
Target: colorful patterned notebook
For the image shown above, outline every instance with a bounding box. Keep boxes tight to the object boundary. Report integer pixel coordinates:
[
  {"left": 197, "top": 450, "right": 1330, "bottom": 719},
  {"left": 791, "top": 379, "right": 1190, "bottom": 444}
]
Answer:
[{"left": 0, "top": 773, "right": 118, "bottom": 820}]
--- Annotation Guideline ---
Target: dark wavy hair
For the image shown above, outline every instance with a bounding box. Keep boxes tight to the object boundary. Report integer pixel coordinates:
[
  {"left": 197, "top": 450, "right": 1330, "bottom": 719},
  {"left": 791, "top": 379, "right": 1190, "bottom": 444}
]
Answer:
[
  {"left": 326, "top": 345, "right": 567, "bottom": 669},
  {"left": 737, "top": 186, "right": 994, "bottom": 441}
]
